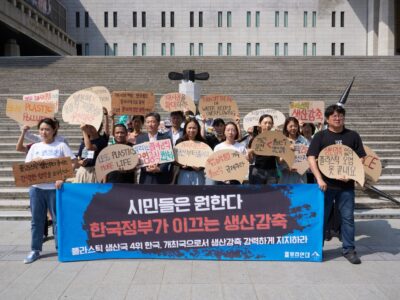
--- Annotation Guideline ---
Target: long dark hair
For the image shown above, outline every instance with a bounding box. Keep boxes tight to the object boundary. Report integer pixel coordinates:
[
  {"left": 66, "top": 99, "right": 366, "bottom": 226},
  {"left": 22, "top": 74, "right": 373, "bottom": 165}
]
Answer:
[
  {"left": 283, "top": 117, "right": 300, "bottom": 138},
  {"left": 224, "top": 121, "right": 240, "bottom": 140},
  {"left": 181, "top": 118, "right": 206, "bottom": 143}
]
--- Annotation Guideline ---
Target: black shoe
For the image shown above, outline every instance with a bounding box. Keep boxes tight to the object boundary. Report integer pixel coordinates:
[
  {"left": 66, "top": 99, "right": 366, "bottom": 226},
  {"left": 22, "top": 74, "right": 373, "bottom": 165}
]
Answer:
[
  {"left": 343, "top": 250, "right": 361, "bottom": 264},
  {"left": 325, "top": 231, "right": 332, "bottom": 241}
]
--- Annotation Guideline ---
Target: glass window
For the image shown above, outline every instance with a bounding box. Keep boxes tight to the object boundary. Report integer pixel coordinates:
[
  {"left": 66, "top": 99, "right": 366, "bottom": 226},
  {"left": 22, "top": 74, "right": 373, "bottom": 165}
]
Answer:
[
  {"left": 104, "top": 43, "right": 109, "bottom": 56},
  {"left": 275, "top": 11, "right": 279, "bottom": 27},
  {"left": 199, "top": 12, "right": 203, "bottom": 27},
  {"left": 331, "top": 43, "right": 336, "bottom": 56},
  {"left": 85, "top": 11, "right": 89, "bottom": 28},
  {"left": 340, "top": 43, "right": 344, "bottom": 55},
  {"left": 303, "top": 43, "right": 308, "bottom": 56},
  {"left": 75, "top": 12, "right": 80, "bottom": 28},
  {"left": 190, "top": 11, "right": 194, "bottom": 27},
  {"left": 312, "top": 11, "right": 317, "bottom": 27},
  {"left": 332, "top": 11, "right": 336, "bottom": 27},
  {"left": 218, "top": 11, "right": 222, "bottom": 27},
  {"left": 284, "top": 43, "right": 288, "bottom": 56},
  {"left": 142, "top": 43, "right": 147, "bottom": 56},
  {"left": 199, "top": 43, "right": 203, "bottom": 56},
  {"left": 255, "top": 11, "right": 260, "bottom": 27},
  {"left": 104, "top": 12, "right": 108, "bottom": 28},
  {"left": 218, "top": 43, "right": 223, "bottom": 56},
  {"left": 227, "top": 11, "right": 232, "bottom": 27},
  {"left": 170, "top": 12, "right": 175, "bottom": 27},
  {"left": 161, "top": 43, "right": 166, "bottom": 56},
  {"left": 246, "top": 43, "right": 251, "bottom": 56},
  {"left": 274, "top": 43, "right": 279, "bottom": 56},
  {"left": 247, "top": 11, "right": 251, "bottom": 27},
  {"left": 84, "top": 43, "right": 89, "bottom": 56},
  {"left": 303, "top": 11, "right": 308, "bottom": 27},
  {"left": 142, "top": 12, "right": 146, "bottom": 27},
  {"left": 284, "top": 11, "right": 288, "bottom": 27},
  {"left": 161, "top": 12, "right": 166, "bottom": 27},
  {"left": 312, "top": 43, "right": 316, "bottom": 56},
  {"left": 113, "top": 43, "right": 118, "bottom": 56},
  {"left": 190, "top": 43, "right": 194, "bottom": 56},
  {"left": 255, "top": 43, "right": 260, "bottom": 56},
  {"left": 340, "top": 11, "right": 345, "bottom": 27},
  {"left": 113, "top": 12, "right": 117, "bottom": 27},
  {"left": 132, "top": 12, "right": 137, "bottom": 27},
  {"left": 170, "top": 43, "right": 175, "bottom": 56},
  {"left": 227, "top": 43, "right": 232, "bottom": 56},
  {"left": 133, "top": 43, "right": 137, "bottom": 56}
]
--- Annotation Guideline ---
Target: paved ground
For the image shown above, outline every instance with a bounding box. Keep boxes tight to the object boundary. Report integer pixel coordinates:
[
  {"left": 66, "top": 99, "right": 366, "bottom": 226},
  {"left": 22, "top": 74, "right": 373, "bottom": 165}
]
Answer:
[{"left": 0, "top": 219, "right": 399, "bottom": 300}]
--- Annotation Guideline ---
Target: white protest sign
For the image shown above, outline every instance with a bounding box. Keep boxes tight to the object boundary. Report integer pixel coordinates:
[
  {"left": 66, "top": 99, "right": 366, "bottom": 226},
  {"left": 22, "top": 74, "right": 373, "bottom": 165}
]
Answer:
[
  {"left": 133, "top": 139, "right": 175, "bottom": 167},
  {"left": 205, "top": 150, "right": 249, "bottom": 183},
  {"left": 243, "top": 109, "right": 286, "bottom": 132},
  {"left": 85, "top": 86, "right": 112, "bottom": 112},
  {"left": 199, "top": 94, "right": 239, "bottom": 120},
  {"left": 174, "top": 141, "right": 213, "bottom": 168},
  {"left": 23, "top": 89, "right": 59, "bottom": 112}
]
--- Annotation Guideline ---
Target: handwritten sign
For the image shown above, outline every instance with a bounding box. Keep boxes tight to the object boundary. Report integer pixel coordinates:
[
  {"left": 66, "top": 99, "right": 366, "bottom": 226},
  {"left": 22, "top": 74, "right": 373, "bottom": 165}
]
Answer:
[
  {"left": 205, "top": 150, "right": 249, "bottom": 183},
  {"left": 23, "top": 89, "right": 59, "bottom": 112},
  {"left": 199, "top": 94, "right": 239, "bottom": 120},
  {"left": 62, "top": 90, "right": 103, "bottom": 130},
  {"left": 85, "top": 86, "right": 112, "bottom": 112},
  {"left": 95, "top": 144, "right": 138, "bottom": 181},
  {"left": 292, "top": 144, "right": 309, "bottom": 175},
  {"left": 243, "top": 109, "right": 286, "bottom": 132},
  {"left": 362, "top": 146, "right": 382, "bottom": 184},
  {"left": 160, "top": 93, "right": 196, "bottom": 113},
  {"left": 6, "top": 98, "right": 55, "bottom": 126},
  {"left": 289, "top": 101, "right": 324, "bottom": 123},
  {"left": 251, "top": 131, "right": 295, "bottom": 167},
  {"left": 111, "top": 91, "right": 155, "bottom": 115},
  {"left": 318, "top": 144, "right": 365, "bottom": 186},
  {"left": 13, "top": 157, "right": 74, "bottom": 187},
  {"left": 174, "top": 141, "right": 213, "bottom": 168},
  {"left": 133, "top": 139, "right": 175, "bottom": 167}
]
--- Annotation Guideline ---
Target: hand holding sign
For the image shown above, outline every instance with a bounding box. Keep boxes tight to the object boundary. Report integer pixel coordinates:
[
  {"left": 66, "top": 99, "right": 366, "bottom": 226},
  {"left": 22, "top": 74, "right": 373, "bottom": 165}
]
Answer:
[
  {"left": 174, "top": 141, "right": 213, "bottom": 168},
  {"left": 199, "top": 94, "right": 239, "bottom": 120},
  {"left": 250, "top": 131, "right": 295, "bottom": 167},
  {"left": 95, "top": 144, "right": 138, "bottom": 181},
  {"left": 243, "top": 109, "right": 286, "bottom": 132},
  {"left": 6, "top": 98, "right": 55, "bottom": 126},
  {"left": 362, "top": 146, "right": 382, "bottom": 184},
  {"left": 318, "top": 144, "right": 365, "bottom": 186},
  {"left": 62, "top": 90, "right": 103, "bottom": 130},
  {"left": 289, "top": 101, "right": 324, "bottom": 124},
  {"left": 160, "top": 93, "right": 196, "bottom": 113},
  {"left": 205, "top": 150, "right": 249, "bottom": 183}
]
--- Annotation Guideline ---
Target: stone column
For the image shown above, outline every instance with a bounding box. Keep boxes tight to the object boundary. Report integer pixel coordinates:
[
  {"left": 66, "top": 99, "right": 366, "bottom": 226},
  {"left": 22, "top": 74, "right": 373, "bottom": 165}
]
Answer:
[
  {"left": 367, "top": 0, "right": 379, "bottom": 55},
  {"left": 4, "top": 39, "right": 21, "bottom": 56},
  {"left": 378, "top": 0, "right": 395, "bottom": 55}
]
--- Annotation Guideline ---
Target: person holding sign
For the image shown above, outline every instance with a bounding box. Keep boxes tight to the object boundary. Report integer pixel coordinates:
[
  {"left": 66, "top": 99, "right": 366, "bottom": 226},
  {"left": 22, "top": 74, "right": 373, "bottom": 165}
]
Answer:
[
  {"left": 307, "top": 104, "right": 366, "bottom": 264},
  {"left": 247, "top": 114, "right": 279, "bottom": 184},
  {"left": 175, "top": 118, "right": 207, "bottom": 185},
  {"left": 279, "top": 117, "right": 309, "bottom": 184},
  {"left": 23, "top": 118, "right": 76, "bottom": 264},
  {"left": 136, "top": 112, "right": 173, "bottom": 184},
  {"left": 126, "top": 115, "right": 144, "bottom": 145},
  {"left": 166, "top": 111, "right": 184, "bottom": 146}
]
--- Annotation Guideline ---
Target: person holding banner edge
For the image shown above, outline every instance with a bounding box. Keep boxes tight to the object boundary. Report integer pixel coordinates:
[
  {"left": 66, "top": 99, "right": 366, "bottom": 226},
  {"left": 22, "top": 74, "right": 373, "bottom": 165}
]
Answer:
[
  {"left": 24, "top": 118, "right": 76, "bottom": 264},
  {"left": 307, "top": 104, "right": 366, "bottom": 264}
]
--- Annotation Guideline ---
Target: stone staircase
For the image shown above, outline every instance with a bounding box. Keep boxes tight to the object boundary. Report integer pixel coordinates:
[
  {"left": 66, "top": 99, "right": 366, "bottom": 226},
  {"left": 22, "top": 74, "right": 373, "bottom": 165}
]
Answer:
[{"left": 0, "top": 56, "right": 399, "bottom": 219}]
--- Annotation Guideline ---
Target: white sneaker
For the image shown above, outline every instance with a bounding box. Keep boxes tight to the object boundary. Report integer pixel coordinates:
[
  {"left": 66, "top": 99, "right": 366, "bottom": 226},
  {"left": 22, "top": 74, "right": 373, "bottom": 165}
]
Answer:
[{"left": 23, "top": 251, "right": 40, "bottom": 264}]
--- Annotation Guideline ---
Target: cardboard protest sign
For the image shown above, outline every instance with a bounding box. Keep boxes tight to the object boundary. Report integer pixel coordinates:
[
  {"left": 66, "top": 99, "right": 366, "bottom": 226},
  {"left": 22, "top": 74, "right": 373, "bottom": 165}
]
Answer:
[
  {"left": 95, "top": 144, "right": 138, "bottom": 181},
  {"left": 85, "top": 86, "right": 112, "bottom": 112},
  {"left": 174, "top": 141, "right": 213, "bottom": 168},
  {"left": 6, "top": 98, "right": 55, "bottom": 127},
  {"left": 13, "top": 157, "right": 74, "bottom": 187},
  {"left": 362, "top": 145, "right": 382, "bottom": 184},
  {"left": 318, "top": 144, "right": 365, "bottom": 186},
  {"left": 133, "top": 139, "right": 175, "bottom": 167},
  {"left": 23, "top": 89, "right": 59, "bottom": 112},
  {"left": 251, "top": 131, "right": 295, "bottom": 167},
  {"left": 243, "top": 109, "right": 286, "bottom": 132},
  {"left": 199, "top": 94, "right": 239, "bottom": 120},
  {"left": 160, "top": 93, "right": 196, "bottom": 113},
  {"left": 292, "top": 144, "right": 309, "bottom": 175},
  {"left": 62, "top": 90, "right": 103, "bottom": 130},
  {"left": 205, "top": 150, "right": 249, "bottom": 183},
  {"left": 289, "top": 101, "right": 324, "bottom": 123},
  {"left": 111, "top": 91, "right": 155, "bottom": 115}
]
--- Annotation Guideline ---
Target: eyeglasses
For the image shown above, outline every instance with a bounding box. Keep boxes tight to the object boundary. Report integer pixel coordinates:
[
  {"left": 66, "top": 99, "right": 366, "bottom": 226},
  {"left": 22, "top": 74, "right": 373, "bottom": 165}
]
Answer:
[{"left": 330, "top": 114, "right": 344, "bottom": 120}]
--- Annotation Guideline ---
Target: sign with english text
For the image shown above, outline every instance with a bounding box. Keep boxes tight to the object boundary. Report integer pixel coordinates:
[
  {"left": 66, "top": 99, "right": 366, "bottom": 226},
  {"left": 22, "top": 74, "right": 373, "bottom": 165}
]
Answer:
[
  {"left": 57, "top": 184, "right": 324, "bottom": 262},
  {"left": 6, "top": 98, "right": 55, "bottom": 126},
  {"left": 199, "top": 94, "right": 239, "bottom": 120},
  {"left": 23, "top": 89, "right": 59, "bottom": 112}
]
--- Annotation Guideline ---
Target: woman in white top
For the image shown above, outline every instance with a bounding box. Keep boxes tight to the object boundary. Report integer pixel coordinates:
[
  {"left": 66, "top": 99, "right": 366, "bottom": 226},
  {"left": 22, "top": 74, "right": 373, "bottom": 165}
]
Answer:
[{"left": 23, "top": 118, "right": 76, "bottom": 264}]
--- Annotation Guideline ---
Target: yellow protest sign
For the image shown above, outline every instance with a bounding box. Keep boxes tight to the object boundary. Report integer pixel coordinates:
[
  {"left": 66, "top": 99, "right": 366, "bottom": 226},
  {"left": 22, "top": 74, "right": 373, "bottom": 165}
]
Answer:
[
  {"left": 62, "top": 90, "right": 103, "bottom": 130},
  {"left": 243, "top": 109, "right": 286, "bottom": 132},
  {"left": 199, "top": 94, "right": 239, "bottom": 120},
  {"left": 95, "top": 144, "right": 138, "bottom": 181},
  {"left": 6, "top": 98, "right": 55, "bottom": 126},
  {"left": 174, "top": 141, "right": 213, "bottom": 168},
  {"left": 318, "top": 144, "right": 365, "bottom": 186},
  {"left": 13, "top": 157, "right": 74, "bottom": 187},
  {"left": 205, "top": 150, "right": 249, "bottom": 183},
  {"left": 289, "top": 101, "right": 324, "bottom": 123},
  {"left": 362, "top": 145, "right": 382, "bottom": 184},
  {"left": 23, "top": 89, "right": 59, "bottom": 112},
  {"left": 160, "top": 93, "right": 196, "bottom": 113},
  {"left": 250, "top": 131, "right": 295, "bottom": 167},
  {"left": 111, "top": 91, "right": 155, "bottom": 115},
  {"left": 85, "top": 86, "right": 112, "bottom": 112}
]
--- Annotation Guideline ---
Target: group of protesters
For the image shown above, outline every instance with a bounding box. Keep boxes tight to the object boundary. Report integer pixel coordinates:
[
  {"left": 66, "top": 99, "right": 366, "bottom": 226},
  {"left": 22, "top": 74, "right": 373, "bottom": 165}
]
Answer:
[{"left": 17, "top": 103, "right": 366, "bottom": 265}]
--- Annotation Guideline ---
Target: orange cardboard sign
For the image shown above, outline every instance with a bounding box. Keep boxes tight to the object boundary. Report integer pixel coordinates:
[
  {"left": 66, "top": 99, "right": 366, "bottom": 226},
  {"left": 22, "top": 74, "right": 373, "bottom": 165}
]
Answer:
[
  {"left": 111, "top": 91, "right": 155, "bottom": 115},
  {"left": 13, "top": 157, "right": 74, "bottom": 187},
  {"left": 205, "top": 150, "right": 249, "bottom": 183},
  {"left": 160, "top": 92, "right": 196, "bottom": 113},
  {"left": 289, "top": 101, "right": 324, "bottom": 123},
  {"left": 318, "top": 144, "right": 365, "bottom": 186},
  {"left": 174, "top": 141, "right": 213, "bottom": 168},
  {"left": 6, "top": 98, "right": 55, "bottom": 126},
  {"left": 85, "top": 86, "right": 112, "bottom": 112},
  {"left": 199, "top": 94, "right": 239, "bottom": 120},
  {"left": 362, "top": 145, "right": 382, "bottom": 184},
  {"left": 95, "top": 144, "right": 138, "bottom": 181},
  {"left": 243, "top": 109, "right": 286, "bottom": 132},
  {"left": 250, "top": 131, "right": 295, "bottom": 167},
  {"left": 23, "top": 89, "right": 59, "bottom": 112}
]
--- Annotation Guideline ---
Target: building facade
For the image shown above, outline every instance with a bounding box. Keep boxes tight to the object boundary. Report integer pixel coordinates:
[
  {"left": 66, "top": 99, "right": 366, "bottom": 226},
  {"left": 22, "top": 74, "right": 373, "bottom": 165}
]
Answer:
[{"left": 62, "top": 0, "right": 399, "bottom": 56}]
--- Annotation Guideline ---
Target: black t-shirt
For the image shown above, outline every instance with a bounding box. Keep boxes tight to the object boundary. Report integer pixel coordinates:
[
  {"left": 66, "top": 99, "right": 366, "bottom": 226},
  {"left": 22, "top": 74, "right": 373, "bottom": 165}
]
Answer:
[
  {"left": 307, "top": 128, "right": 366, "bottom": 190},
  {"left": 205, "top": 134, "right": 224, "bottom": 150}
]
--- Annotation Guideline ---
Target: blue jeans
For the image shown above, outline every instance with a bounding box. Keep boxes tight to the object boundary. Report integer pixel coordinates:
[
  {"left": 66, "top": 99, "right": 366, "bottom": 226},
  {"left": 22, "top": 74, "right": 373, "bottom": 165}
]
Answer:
[
  {"left": 177, "top": 169, "right": 205, "bottom": 185},
  {"left": 29, "top": 187, "right": 57, "bottom": 251},
  {"left": 324, "top": 188, "right": 355, "bottom": 253}
]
